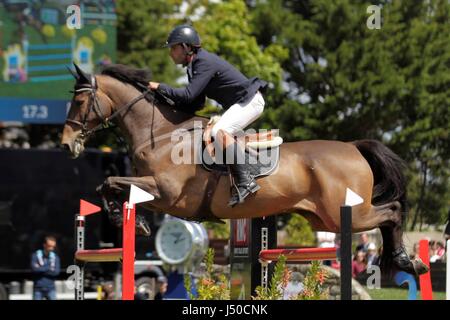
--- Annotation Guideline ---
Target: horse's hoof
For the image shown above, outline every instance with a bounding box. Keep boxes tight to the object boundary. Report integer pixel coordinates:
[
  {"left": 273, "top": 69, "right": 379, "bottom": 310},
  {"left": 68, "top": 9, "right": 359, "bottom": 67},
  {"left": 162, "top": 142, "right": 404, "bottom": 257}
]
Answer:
[
  {"left": 108, "top": 212, "right": 151, "bottom": 237},
  {"left": 412, "top": 258, "right": 429, "bottom": 275},
  {"left": 135, "top": 215, "right": 151, "bottom": 237}
]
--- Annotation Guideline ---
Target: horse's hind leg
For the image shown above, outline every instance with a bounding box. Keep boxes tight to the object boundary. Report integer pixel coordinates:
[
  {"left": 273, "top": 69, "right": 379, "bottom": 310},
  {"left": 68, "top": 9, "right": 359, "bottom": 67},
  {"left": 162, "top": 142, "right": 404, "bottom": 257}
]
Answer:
[
  {"left": 97, "top": 176, "right": 161, "bottom": 236},
  {"left": 369, "top": 202, "right": 429, "bottom": 276}
]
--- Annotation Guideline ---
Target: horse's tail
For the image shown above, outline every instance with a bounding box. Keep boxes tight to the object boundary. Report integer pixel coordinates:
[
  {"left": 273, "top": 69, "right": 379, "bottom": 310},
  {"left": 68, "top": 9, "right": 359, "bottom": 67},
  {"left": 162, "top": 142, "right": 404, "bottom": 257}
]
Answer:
[
  {"left": 352, "top": 139, "right": 407, "bottom": 209},
  {"left": 352, "top": 139, "right": 408, "bottom": 275}
]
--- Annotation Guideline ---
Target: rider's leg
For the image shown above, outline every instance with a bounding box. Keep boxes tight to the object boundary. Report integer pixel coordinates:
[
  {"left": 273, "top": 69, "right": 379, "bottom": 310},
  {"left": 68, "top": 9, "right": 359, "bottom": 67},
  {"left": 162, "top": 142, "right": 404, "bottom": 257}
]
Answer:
[
  {"left": 216, "top": 129, "right": 261, "bottom": 206},
  {"left": 211, "top": 92, "right": 265, "bottom": 206},
  {"left": 211, "top": 91, "right": 265, "bottom": 140}
]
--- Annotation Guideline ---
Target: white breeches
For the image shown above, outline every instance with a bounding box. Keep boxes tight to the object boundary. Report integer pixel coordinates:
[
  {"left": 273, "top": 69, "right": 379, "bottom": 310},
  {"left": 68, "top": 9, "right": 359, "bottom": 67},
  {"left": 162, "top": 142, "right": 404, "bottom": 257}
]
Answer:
[{"left": 211, "top": 91, "right": 265, "bottom": 139}]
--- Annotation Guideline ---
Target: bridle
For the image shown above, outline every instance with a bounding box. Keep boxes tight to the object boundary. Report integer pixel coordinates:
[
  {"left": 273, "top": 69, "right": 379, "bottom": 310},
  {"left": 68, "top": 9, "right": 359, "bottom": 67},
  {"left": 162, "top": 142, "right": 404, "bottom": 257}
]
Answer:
[{"left": 65, "top": 75, "right": 150, "bottom": 141}]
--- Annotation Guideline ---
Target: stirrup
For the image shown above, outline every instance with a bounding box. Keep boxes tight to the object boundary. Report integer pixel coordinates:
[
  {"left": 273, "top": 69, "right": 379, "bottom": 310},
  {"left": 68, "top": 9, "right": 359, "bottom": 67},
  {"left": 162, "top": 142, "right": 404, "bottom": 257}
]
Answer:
[
  {"left": 228, "top": 180, "right": 260, "bottom": 207},
  {"left": 237, "top": 181, "right": 261, "bottom": 194},
  {"left": 228, "top": 185, "right": 244, "bottom": 207}
]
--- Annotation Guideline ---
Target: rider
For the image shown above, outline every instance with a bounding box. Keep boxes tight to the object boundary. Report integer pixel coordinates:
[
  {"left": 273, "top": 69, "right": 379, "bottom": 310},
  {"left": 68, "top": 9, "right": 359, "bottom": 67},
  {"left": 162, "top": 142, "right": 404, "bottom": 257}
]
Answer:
[{"left": 148, "top": 24, "right": 267, "bottom": 207}]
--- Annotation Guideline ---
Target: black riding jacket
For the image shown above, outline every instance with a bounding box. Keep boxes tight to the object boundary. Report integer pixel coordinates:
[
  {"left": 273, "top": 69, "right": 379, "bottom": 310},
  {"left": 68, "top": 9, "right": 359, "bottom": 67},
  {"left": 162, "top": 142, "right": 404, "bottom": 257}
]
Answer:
[{"left": 158, "top": 49, "right": 267, "bottom": 113}]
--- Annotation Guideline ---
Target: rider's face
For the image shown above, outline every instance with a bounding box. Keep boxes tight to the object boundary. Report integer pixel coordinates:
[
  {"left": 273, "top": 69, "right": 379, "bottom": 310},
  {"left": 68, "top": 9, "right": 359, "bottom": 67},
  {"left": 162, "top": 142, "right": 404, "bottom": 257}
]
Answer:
[{"left": 169, "top": 44, "right": 187, "bottom": 65}]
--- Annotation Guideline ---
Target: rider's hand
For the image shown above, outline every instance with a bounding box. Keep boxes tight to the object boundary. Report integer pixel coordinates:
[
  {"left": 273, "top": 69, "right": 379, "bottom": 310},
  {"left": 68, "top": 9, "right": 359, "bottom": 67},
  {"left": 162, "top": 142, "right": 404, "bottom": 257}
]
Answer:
[{"left": 148, "top": 82, "right": 160, "bottom": 91}]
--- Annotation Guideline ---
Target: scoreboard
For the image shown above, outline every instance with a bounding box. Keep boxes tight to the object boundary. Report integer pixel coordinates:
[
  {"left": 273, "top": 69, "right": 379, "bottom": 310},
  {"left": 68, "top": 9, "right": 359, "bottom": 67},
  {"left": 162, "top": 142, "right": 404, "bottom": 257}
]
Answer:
[{"left": 0, "top": 0, "right": 116, "bottom": 123}]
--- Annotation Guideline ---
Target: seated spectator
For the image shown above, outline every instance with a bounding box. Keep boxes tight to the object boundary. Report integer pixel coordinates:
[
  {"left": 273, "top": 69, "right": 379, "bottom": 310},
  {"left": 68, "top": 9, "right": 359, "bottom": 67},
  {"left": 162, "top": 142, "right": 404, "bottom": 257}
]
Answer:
[
  {"left": 352, "top": 250, "right": 367, "bottom": 278},
  {"left": 410, "top": 242, "right": 420, "bottom": 260},
  {"left": 429, "top": 240, "right": 436, "bottom": 258},
  {"left": 100, "top": 282, "right": 115, "bottom": 300},
  {"left": 283, "top": 267, "right": 303, "bottom": 300},
  {"left": 430, "top": 241, "right": 445, "bottom": 262}
]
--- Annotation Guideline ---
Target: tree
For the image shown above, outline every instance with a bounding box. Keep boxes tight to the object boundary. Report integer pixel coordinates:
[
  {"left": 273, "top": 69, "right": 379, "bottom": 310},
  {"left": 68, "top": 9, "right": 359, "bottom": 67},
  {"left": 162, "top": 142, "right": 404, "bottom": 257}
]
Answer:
[
  {"left": 116, "top": 0, "right": 184, "bottom": 85},
  {"left": 249, "top": 0, "right": 449, "bottom": 229},
  {"left": 180, "top": 0, "right": 288, "bottom": 118}
]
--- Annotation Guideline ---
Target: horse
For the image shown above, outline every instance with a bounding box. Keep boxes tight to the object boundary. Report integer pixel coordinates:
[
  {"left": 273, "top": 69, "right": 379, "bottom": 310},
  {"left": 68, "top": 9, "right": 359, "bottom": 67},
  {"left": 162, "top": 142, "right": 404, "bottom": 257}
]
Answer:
[{"left": 61, "top": 63, "right": 428, "bottom": 276}]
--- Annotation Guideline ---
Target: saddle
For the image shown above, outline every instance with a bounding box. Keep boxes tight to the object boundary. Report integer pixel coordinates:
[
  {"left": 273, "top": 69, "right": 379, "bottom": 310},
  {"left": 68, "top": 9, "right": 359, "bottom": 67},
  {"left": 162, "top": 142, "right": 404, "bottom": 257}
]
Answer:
[
  {"left": 186, "top": 116, "right": 283, "bottom": 224},
  {"left": 200, "top": 116, "right": 283, "bottom": 177}
]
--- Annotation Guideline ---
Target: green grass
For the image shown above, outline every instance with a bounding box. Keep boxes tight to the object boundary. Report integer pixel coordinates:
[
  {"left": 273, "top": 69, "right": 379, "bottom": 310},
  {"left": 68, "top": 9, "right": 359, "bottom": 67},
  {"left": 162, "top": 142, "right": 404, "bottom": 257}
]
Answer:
[{"left": 365, "top": 287, "right": 447, "bottom": 300}]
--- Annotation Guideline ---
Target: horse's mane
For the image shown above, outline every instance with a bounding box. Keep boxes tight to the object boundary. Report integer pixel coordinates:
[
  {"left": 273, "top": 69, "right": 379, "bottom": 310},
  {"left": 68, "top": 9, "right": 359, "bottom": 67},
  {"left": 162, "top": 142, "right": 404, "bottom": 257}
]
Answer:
[
  {"left": 101, "top": 64, "right": 152, "bottom": 93},
  {"left": 99, "top": 63, "right": 205, "bottom": 124}
]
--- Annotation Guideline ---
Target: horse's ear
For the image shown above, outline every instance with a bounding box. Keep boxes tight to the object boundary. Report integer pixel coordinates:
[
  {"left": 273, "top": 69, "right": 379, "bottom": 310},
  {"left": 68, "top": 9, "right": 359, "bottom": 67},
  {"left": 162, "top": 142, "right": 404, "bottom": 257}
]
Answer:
[
  {"left": 73, "top": 62, "right": 91, "bottom": 85},
  {"left": 67, "top": 65, "right": 79, "bottom": 80}
]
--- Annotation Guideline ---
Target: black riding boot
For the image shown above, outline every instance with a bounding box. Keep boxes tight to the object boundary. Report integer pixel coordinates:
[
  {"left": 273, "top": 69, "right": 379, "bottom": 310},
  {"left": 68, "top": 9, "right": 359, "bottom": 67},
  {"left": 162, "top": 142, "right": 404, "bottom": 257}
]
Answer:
[{"left": 227, "top": 143, "right": 260, "bottom": 207}]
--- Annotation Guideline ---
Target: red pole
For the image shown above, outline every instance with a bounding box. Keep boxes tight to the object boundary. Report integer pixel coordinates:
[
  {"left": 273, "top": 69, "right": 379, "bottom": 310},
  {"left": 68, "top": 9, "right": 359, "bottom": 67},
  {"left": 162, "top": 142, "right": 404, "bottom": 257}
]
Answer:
[
  {"left": 419, "top": 239, "right": 433, "bottom": 300},
  {"left": 122, "top": 202, "right": 135, "bottom": 300},
  {"left": 259, "top": 247, "right": 337, "bottom": 262}
]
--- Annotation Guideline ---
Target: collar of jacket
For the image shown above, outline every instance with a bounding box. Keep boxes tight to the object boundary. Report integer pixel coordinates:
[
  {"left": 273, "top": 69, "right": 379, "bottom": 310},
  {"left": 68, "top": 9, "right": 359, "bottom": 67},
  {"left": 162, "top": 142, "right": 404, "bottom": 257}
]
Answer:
[{"left": 185, "top": 48, "right": 202, "bottom": 76}]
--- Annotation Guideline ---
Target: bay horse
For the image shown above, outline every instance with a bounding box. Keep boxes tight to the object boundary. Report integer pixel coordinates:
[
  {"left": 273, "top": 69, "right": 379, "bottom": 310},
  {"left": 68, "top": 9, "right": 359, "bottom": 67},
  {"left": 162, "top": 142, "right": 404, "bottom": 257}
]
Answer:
[{"left": 61, "top": 64, "right": 428, "bottom": 276}]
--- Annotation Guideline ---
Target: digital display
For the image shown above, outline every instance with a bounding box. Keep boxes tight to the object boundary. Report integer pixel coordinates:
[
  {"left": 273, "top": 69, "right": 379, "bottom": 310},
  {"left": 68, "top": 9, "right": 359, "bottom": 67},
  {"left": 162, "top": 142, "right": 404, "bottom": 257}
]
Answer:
[{"left": 0, "top": 0, "right": 116, "bottom": 123}]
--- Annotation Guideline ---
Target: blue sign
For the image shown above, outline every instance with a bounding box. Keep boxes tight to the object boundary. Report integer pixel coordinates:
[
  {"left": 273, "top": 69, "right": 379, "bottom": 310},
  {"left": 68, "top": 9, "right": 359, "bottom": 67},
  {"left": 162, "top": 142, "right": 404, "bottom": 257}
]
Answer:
[
  {"left": 394, "top": 271, "right": 417, "bottom": 300},
  {"left": 164, "top": 270, "right": 197, "bottom": 300},
  {"left": 0, "top": 98, "right": 69, "bottom": 124}
]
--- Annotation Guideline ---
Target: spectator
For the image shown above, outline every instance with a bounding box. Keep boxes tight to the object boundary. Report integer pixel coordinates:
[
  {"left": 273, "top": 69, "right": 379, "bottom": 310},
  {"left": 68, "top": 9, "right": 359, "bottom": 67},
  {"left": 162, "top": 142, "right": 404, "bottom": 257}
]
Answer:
[
  {"left": 366, "top": 243, "right": 380, "bottom": 267},
  {"left": 427, "top": 240, "right": 436, "bottom": 262},
  {"left": 100, "top": 282, "right": 115, "bottom": 300},
  {"left": 429, "top": 240, "right": 436, "bottom": 252},
  {"left": 430, "top": 241, "right": 445, "bottom": 262},
  {"left": 410, "top": 242, "right": 420, "bottom": 260},
  {"left": 31, "top": 235, "right": 60, "bottom": 300},
  {"left": 283, "top": 267, "right": 303, "bottom": 300},
  {"left": 356, "top": 233, "right": 370, "bottom": 252},
  {"left": 134, "top": 276, "right": 168, "bottom": 300},
  {"left": 352, "top": 250, "right": 367, "bottom": 278},
  {"left": 154, "top": 276, "right": 168, "bottom": 300}
]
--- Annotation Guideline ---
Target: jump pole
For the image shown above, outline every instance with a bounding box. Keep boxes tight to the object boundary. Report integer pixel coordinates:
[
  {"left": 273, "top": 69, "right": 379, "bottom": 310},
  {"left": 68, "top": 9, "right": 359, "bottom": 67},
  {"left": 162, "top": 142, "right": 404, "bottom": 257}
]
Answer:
[
  {"left": 230, "top": 189, "right": 357, "bottom": 300},
  {"left": 259, "top": 247, "right": 337, "bottom": 262},
  {"left": 257, "top": 206, "right": 351, "bottom": 300},
  {"left": 74, "top": 201, "right": 135, "bottom": 300},
  {"left": 418, "top": 239, "right": 433, "bottom": 300},
  {"left": 340, "top": 205, "right": 352, "bottom": 300},
  {"left": 122, "top": 202, "right": 135, "bottom": 300}
]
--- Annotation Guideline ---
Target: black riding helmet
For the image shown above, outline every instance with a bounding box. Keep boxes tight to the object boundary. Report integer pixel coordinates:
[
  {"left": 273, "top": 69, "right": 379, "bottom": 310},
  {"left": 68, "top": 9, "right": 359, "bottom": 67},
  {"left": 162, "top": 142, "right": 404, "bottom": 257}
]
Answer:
[{"left": 164, "top": 25, "right": 201, "bottom": 48}]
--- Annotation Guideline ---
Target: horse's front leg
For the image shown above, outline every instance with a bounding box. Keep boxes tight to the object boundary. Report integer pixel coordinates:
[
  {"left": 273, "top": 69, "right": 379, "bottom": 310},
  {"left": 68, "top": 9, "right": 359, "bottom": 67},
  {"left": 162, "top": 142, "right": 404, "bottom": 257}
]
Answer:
[{"left": 97, "top": 176, "right": 161, "bottom": 236}]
